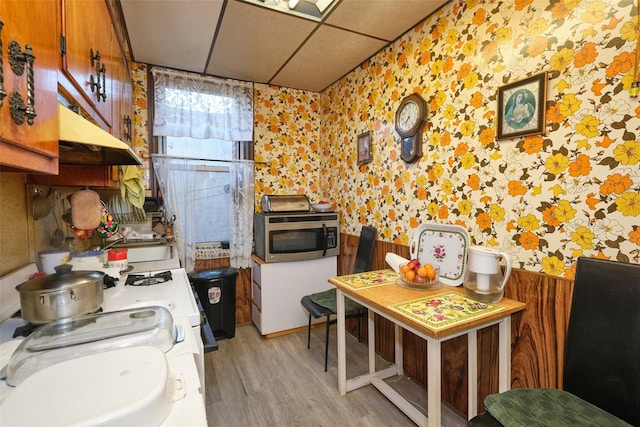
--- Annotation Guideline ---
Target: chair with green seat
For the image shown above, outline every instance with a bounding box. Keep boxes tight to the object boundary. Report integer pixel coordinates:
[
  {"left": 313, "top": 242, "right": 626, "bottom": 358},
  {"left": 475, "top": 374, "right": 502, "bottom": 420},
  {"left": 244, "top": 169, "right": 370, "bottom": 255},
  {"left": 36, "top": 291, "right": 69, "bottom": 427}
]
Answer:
[
  {"left": 300, "top": 225, "right": 376, "bottom": 371},
  {"left": 468, "top": 256, "right": 640, "bottom": 427}
]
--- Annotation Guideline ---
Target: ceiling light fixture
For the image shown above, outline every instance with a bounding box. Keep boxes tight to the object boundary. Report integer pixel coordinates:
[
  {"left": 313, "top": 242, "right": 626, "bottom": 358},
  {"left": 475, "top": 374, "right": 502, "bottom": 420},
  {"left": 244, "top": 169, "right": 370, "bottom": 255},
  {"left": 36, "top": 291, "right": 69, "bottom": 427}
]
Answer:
[
  {"left": 248, "top": 0, "right": 337, "bottom": 19},
  {"left": 306, "top": 0, "right": 333, "bottom": 13}
]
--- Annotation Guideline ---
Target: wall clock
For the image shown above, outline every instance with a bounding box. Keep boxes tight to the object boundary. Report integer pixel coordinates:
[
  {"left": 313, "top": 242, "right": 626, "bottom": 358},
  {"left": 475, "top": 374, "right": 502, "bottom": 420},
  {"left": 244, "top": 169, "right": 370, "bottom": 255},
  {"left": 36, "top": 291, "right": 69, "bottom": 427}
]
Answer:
[{"left": 395, "top": 93, "right": 427, "bottom": 163}]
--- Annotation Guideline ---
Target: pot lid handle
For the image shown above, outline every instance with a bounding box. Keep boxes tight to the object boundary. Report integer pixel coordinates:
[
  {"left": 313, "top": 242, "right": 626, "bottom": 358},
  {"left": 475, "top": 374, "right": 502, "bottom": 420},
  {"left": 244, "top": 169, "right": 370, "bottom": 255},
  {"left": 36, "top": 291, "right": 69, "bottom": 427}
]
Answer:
[{"left": 53, "top": 264, "right": 73, "bottom": 275}]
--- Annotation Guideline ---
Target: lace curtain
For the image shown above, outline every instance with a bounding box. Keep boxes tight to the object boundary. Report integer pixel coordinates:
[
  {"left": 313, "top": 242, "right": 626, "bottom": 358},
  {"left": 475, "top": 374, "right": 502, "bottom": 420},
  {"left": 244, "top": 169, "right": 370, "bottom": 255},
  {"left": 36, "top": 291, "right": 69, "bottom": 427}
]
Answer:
[
  {"left": 152, "top": 155, "right": 255, "bottom": 271},
  {"left": 152, "top": 67, "right": 253, "bottom": 141},
  {"left": 229, "top": 156, "right": 255, "bottom": 268},
  {"left": 151, "top": 68, "right": 255, "bottom": 269}
]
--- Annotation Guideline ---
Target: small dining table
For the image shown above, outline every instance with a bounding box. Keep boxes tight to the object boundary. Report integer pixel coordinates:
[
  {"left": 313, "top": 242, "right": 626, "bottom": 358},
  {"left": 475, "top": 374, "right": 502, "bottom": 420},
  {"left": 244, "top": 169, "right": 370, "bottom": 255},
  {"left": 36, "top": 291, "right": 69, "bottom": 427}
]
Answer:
[{"left": 328, "top": 269, "right": 526, "bottom": 427}]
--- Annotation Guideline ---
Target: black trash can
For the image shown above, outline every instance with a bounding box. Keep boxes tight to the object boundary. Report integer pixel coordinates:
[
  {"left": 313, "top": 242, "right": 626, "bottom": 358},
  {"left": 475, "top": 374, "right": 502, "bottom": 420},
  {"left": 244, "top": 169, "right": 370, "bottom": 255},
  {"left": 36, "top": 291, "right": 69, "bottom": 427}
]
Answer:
[{"left": 188, "top": 268, "right": 238, "bottom": 339}]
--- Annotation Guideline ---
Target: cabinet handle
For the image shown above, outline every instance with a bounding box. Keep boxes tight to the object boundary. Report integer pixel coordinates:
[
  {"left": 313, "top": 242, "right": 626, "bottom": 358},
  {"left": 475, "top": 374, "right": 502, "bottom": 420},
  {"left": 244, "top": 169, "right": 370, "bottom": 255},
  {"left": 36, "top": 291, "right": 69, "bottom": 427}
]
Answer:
[
  {"left": 123, "top": 115, "right": 132, "bottom": 141},
  {"left": 8, "top": 41, "right": 37, "bottom": 125},
  {"left": 89, "top": 48, "right": 106, "bottom": 103},
  {"left": 89, "top": 73, "right": 101, "bottom": 96},
  {"left": 90, "top": 48, "right": 101, "bottom": 67},
  {"left": 24, "top": 44, "right": 36, "bottom": 124},
  {"left": 89, "top": 48, "right": 101, "bottom": 100},
  {"left": 0, "top": 20, "right": 6, "bottom": 107},
  {"left": 100, "top": 64, "right": 107, "bottom": 102}
]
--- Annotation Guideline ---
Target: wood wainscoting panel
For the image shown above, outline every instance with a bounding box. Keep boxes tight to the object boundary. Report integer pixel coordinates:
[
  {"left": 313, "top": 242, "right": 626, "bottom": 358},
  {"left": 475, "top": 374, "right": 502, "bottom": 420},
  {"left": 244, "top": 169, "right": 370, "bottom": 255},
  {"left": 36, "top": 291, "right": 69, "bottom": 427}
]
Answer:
[{"left": 505, "top": 269, "right": 573, "bottom": 391}]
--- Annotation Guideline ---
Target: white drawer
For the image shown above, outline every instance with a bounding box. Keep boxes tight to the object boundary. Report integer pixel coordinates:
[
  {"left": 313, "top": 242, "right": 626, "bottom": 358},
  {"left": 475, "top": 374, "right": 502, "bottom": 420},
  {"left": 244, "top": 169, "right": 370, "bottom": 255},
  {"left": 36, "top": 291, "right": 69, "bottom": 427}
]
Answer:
[
  {"left": 251, "top": 302, "right": 261, "bottom": 331},
  {"left": 251, "top": 281, "right": 261, "bottom": 308},
  {"left": 251, "top": 261, "right": 261, "bottom": 285}
]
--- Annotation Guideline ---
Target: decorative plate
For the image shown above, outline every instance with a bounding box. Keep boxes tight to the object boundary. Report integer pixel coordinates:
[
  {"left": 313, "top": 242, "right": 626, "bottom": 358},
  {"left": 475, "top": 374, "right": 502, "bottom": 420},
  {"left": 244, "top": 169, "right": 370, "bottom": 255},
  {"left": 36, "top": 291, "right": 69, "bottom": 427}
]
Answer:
[{"left": 409, "top": 223, "right": 470, "bottom": 287}]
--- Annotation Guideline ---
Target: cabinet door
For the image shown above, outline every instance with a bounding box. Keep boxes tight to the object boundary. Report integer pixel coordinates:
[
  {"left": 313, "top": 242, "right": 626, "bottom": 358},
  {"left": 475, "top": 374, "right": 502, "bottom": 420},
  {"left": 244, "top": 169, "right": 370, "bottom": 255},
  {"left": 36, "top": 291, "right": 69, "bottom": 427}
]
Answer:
[
  {"left": 110, "top": 45, "right": 133, "bottom": 144},
  {"left": 61, "top": 0, "right": 113, "bottom": 128},
  {"left": 0, "top": 0, "right": 58, "bottom": 174},
  {"left": 29, "top": 164, "right": 117, "bottom": 188}
]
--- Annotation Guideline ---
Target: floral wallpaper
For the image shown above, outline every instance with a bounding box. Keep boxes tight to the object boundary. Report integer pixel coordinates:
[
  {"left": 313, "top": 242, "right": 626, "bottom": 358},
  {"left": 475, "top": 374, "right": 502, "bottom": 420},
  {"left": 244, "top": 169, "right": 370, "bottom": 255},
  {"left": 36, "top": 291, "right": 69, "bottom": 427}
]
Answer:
[
  {"left": 318, "top": 0, "right": 639, "bottom": 278},
  {"left": 253, "top": 84, "right": 323, "bottom": 206},
  {"left": 254, "top": 0, "right": 639, "bottom": 278},
  {"left": 131, "top": 62, "right": 151, "bottom": 191}
]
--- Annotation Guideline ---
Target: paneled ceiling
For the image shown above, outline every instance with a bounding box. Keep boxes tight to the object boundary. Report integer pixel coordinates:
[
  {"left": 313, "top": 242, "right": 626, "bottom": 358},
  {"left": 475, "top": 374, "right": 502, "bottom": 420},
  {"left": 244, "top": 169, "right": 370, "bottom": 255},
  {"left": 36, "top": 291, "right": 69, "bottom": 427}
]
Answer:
[{"left": 120, "top": 0, "right": 448, "bottom": 92}]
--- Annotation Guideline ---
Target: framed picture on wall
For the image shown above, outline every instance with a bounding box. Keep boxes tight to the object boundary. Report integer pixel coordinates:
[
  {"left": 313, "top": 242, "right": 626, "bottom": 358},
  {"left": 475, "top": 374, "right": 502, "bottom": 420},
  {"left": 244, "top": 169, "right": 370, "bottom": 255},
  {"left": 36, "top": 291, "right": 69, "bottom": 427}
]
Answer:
[
  {"left": 357, "top": 131, "right": 372, "bottom": 165},
  {"left": 497, "top": 71, "right": 548, "bottom": 140}
]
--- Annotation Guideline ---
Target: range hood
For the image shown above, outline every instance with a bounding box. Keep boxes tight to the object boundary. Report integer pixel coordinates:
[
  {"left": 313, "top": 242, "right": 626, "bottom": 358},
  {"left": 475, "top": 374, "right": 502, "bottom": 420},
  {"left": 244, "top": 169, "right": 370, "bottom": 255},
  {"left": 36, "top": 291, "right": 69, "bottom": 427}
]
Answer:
[{"left": 58, "top": 105, "right": 142, "bottom": 166}]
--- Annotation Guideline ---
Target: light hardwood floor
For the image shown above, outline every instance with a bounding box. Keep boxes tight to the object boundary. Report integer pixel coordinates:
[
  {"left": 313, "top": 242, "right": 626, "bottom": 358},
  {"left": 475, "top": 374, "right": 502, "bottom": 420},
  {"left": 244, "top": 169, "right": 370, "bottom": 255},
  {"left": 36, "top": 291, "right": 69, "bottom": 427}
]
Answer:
[{"left": 204, "top": 324, "right": 467, "bottom": 427}]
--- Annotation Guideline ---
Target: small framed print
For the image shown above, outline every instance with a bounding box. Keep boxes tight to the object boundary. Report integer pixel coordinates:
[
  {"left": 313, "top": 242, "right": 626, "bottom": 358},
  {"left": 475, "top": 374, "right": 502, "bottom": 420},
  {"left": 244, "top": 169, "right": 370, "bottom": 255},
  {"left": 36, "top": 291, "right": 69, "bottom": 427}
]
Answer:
[
  {"left": 357, "top": 131, "right": 372, "bottom": 165},
  {"left": 497, "top": 71, "right": 547, "bottom": 140}
]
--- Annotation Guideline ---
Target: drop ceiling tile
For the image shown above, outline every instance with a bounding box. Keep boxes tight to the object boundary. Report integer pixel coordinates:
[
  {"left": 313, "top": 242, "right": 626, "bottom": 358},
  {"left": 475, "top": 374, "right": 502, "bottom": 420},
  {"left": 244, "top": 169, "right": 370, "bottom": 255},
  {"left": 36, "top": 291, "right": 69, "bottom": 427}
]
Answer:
[
  {"left": 121, "top": 0, "right": 450, "bottom": 91},
  {"left": 121, "top": 0, "right": 223, "bottom": 72},
  {"left": 270, "top": 25, "right": 387, "bottom": 92},
  {"left": 207, "top": 0, "right": 318, "bottom": 83},
  {"left": 325, "top": 0, "right": 447, "bottom": 41}
]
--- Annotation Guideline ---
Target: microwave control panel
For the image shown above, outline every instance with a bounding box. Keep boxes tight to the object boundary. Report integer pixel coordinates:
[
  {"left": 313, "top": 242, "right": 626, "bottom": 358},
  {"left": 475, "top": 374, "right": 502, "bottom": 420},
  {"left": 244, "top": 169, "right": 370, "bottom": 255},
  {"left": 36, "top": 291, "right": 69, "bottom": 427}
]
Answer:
[{"left": 326, "top": 227, "right": 338, "bottom": 249}]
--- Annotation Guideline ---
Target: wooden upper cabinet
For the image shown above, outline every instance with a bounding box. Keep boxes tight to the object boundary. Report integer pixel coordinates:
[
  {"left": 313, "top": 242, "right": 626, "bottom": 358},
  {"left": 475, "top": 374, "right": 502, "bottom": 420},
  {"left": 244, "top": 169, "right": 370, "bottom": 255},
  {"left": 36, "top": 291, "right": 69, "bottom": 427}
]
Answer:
[
  {"left": 0, "top": 0, "right": 59, "bottom": 174},
  {"left": 60, "top": 0, "right": 113, "bottom": 129},
  {"left": 110, "top": 42, "right": 133, "bottom": 145}
]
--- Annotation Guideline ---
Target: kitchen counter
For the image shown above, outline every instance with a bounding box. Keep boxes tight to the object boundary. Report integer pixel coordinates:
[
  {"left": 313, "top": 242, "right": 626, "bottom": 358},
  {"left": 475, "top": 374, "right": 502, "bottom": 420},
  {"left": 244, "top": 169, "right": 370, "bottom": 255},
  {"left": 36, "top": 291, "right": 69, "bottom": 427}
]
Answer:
[
  {"left": 0, "top": 264, "right": 206, "bottom": 426},
  {"left": 102, "top": 267, "right": 199, "bottom": 328}
]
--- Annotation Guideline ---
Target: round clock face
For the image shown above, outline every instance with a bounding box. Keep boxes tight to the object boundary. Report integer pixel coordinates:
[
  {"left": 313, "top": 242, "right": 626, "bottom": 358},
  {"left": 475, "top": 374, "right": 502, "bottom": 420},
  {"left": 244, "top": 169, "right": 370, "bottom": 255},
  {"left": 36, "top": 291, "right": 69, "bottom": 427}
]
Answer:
[{"left": 398, "top": 101, "right": 420, "bottom": 133}]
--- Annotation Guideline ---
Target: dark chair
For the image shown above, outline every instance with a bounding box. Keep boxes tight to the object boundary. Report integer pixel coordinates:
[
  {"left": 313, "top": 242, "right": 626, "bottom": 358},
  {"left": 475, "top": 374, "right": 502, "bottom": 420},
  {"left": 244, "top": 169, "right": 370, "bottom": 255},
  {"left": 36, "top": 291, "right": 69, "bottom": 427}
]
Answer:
[
  {"left": 469, "top": 256, "right": 640, "bottom": 427},
  {"left": 300, "top": 226, "right": 377, "bottom": 371}
]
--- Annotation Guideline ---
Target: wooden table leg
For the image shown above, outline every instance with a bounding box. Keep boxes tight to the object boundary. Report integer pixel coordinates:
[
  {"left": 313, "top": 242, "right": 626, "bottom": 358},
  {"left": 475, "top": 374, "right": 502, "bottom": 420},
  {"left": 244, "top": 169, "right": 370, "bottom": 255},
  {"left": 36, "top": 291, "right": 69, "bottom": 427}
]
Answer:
[
  {"left": 427, "top": 338, "right": 441, "bottom": 427},
  {"left": 337, "top": 289, "right": 347, "bottom": 396},
  {"left": 395, "top": 323, "right": 403, "bottom": 376},
  {"left": 498, "top": 316, "right": 511, "bottom": 392},
  {"left": 468, "top": 330, "right": 478, "bottom": 418},
  {"left": 368, "top": 308, "right": 375, "bottom": 374}
]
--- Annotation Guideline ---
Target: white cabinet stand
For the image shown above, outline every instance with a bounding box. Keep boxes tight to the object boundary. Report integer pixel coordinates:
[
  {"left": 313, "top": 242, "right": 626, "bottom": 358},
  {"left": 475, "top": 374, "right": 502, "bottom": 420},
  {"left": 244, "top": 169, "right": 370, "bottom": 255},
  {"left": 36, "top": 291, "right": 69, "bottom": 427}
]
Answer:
[{"left": 251, "top": 256, "right": 337, "bottom": 336}]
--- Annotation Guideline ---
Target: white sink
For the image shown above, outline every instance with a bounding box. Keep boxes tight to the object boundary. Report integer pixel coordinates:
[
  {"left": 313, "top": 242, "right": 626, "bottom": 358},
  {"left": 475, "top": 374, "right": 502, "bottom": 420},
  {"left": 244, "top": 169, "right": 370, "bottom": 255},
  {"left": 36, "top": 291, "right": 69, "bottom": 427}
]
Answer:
[
  {"left": 125, "top": 245, "right": 173, "bottom": 263},
  {"left": 110, "top": 242, "right": 180, "bottom": 271}
]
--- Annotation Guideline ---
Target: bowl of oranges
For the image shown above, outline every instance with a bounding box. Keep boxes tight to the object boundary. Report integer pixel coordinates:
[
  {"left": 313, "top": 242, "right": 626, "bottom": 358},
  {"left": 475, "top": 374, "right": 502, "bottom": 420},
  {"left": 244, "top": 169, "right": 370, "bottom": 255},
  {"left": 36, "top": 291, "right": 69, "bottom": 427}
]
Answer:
[{"left": 398, "top": 259, "right": 441, "bottom": 290}]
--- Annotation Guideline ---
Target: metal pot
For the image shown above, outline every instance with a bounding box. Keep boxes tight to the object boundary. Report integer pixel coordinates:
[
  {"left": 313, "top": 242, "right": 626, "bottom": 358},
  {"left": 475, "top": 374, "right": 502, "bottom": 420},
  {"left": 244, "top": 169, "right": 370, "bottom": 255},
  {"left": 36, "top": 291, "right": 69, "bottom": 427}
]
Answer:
[{"left": 15, "top": 265, "right": 104, "bottom": 324}]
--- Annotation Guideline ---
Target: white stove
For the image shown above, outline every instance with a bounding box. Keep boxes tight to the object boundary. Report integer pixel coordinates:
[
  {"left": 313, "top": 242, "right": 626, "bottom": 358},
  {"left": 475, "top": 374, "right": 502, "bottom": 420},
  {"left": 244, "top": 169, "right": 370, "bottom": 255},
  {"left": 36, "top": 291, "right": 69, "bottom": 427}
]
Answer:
[
  {"left": 103, "top": 268, "right": 201, "bottom": 330},
  {"left": 0, "top": 264, "right": 207, "bottom": 426}
]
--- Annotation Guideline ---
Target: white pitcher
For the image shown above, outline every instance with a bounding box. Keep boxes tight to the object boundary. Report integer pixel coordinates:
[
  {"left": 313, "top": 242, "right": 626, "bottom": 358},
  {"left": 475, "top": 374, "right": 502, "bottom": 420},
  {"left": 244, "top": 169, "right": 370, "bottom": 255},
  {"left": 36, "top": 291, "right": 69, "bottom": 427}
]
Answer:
[{"left": 463, "top": 245, "right": 512, "bottom": 303}]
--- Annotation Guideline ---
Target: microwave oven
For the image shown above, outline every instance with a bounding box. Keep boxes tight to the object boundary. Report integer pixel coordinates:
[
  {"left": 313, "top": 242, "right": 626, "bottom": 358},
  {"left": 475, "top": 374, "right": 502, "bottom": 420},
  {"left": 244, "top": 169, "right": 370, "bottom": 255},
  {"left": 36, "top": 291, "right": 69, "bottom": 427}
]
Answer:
[{"left": 254, "top": 212, "right": 340, "bottom": 263}]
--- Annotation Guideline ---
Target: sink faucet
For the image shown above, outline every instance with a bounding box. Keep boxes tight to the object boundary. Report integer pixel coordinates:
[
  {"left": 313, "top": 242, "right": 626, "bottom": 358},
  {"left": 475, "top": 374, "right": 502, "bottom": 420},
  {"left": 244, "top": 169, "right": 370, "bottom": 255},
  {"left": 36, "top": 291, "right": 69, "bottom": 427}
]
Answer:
[{"left": 97, "top": 237, "right": 125, "bottom": 252}]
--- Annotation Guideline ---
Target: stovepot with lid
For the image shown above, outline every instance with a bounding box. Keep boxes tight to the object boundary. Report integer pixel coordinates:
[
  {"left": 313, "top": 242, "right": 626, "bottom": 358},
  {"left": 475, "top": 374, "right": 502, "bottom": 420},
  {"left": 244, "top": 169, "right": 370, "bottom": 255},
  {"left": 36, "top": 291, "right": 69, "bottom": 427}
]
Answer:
[{"left": 15, "top": 265, "right": 104, "bottom": 324}]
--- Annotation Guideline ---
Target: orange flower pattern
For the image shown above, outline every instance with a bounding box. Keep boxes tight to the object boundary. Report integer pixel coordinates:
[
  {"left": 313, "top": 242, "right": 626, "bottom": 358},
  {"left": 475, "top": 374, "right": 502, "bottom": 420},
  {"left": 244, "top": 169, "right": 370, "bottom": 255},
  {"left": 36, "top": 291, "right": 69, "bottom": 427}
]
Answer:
[
  {"left": 131, "top": 63, "right": 151, "bottom": 190},
  {"left": 253, "top": 85, "right": 324, "bottom": 205},
  {"left": 316, "top": 0, "right": 639, "bottom": 276}
]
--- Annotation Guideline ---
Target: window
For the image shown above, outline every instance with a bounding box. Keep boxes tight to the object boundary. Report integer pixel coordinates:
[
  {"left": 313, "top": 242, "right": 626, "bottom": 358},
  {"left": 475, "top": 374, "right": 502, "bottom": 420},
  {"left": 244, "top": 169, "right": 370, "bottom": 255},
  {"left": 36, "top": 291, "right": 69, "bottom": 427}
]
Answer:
[
  {"left": 160, "top": 136, "right": 250, "bottom": 245},
  {"left": 151, "top": 67, "right": 254, "bottom": 270}
]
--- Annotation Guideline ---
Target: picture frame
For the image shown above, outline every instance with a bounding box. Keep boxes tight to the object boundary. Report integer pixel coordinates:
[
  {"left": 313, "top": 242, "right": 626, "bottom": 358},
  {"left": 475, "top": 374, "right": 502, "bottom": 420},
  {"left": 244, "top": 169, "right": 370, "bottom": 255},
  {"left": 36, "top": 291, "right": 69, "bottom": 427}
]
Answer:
[
  {"left": 497, "top": 71, "right": 547, "bottom": 140},
  {"left": 357, "top": 131, "right": 372, "bottom": 165}
]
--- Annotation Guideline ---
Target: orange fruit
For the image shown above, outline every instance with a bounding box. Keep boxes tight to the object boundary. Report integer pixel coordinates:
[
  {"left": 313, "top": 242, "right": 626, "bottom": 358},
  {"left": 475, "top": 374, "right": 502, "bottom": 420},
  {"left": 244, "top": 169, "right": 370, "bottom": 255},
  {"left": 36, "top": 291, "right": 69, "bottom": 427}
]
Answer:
[
  {"left": 425, "top": 265, "right": 436, "bottom": 280},
  {"left": 404, "top": 270, "right": 416, "bottom": 282},
  {"left": 400, "top": 264, "right": 411, "bottom": 274},
  {"left": 417, "top": 266, "right": 428, "bottom": 277}
]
